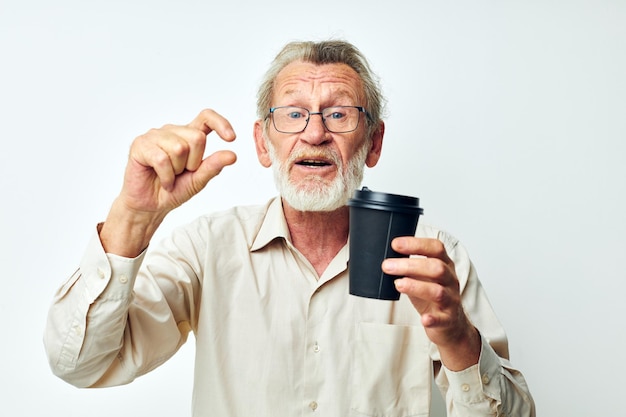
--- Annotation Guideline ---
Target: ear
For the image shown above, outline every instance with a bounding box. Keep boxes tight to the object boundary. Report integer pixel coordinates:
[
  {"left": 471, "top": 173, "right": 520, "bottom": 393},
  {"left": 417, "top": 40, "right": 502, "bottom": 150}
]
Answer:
[
  {"left": 365, "top": 121, "right": 384, "bottom": 167},
  {"left": 253, "top": 120, "right": 272, "bottom": 168}
]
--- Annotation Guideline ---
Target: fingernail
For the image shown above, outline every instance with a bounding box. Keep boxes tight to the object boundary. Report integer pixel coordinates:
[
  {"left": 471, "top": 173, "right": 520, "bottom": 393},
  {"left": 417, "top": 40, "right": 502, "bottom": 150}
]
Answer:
[
  {"left": 382, "top": 259, "right": 397, "bottom": 273},
  {"left": 393, "top": 237, "right": 407, "bottom": 250}
]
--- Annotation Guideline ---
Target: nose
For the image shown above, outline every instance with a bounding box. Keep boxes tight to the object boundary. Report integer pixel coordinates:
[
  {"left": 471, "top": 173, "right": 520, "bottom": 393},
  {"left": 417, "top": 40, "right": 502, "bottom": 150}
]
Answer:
[{"left": 301, "top": 113, "right": 331, "bottom": 145}]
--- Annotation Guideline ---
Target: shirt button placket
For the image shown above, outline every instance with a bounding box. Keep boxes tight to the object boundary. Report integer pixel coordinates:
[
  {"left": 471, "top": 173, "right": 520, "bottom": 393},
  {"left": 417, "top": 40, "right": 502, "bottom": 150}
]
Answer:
[{"left": 305, "top": 290, "right": 325, "bottom": 414}]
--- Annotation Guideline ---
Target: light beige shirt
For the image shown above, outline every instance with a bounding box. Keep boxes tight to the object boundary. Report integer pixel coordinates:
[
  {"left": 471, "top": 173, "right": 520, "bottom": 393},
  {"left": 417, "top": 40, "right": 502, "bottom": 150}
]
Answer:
[{"left": 45, "top": 197, "right": 534, "bottom": 417}]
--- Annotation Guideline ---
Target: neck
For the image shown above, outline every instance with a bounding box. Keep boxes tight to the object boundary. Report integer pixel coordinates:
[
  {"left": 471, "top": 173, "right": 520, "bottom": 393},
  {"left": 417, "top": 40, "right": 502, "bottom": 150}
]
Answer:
[{"left": 282, "top": 198, "right": 349, "bottom": 277}]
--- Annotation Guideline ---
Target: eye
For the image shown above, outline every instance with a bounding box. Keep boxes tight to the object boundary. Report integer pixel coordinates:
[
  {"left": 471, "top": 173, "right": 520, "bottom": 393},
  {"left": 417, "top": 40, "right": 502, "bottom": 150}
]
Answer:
[
  {"left": 327, "top": 110, "right": 347, "bottom": 119},
  {"left": 287, "top": 110, "right": 307, "bottom": 119}
]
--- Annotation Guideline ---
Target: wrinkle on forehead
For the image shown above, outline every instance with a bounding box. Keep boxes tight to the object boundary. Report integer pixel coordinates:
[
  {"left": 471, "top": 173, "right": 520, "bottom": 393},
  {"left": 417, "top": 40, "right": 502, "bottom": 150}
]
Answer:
[{"left": 273, "top": 61, "right": 365, "bottom": 105}]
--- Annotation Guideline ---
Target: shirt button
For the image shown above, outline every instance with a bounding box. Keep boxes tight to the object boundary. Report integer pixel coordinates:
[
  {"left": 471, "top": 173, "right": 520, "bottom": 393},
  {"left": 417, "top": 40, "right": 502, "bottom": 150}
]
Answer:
[
  {"left": 309, "top": 401, "right": 318, "bottom": 411},
  {"left": 119, "top": 274, "right": 128, "bottom": 284},
  {"left": 461, "top": 383, "right": 470, "bottom": 392},
  {"left": 97, "top": 268, "right": 105, "bottom": 279},
  {"left": 482, "top": 373, "right": 490, "bottom": 385},
  {"left": 313, "top": 342, "right": 320, "bottom": 353}
]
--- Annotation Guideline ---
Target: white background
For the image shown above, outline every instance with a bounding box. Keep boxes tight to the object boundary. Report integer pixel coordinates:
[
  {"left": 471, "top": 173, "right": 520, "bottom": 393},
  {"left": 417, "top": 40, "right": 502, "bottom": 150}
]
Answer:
[{"left": 1, "top": 0, "right": 625, "bottom": 415}]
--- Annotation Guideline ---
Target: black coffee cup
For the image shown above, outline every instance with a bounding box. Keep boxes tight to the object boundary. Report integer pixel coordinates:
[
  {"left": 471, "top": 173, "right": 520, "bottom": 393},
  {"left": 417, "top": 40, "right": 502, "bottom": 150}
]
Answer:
[{"left": 348, "top": 187, "right": 424, "bottom": 300}]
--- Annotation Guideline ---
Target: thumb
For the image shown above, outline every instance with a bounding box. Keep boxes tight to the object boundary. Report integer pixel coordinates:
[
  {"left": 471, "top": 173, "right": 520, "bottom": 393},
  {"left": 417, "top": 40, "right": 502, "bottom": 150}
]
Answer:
[{"left": 191, "top": 150, "right": 237, "bottom": 190}]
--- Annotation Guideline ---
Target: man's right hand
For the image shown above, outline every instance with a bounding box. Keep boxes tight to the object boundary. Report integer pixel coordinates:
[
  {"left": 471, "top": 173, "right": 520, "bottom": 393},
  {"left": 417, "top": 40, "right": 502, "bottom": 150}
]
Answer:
[{"left": 100, "top": 109, "right": 237, "bottom": 257}]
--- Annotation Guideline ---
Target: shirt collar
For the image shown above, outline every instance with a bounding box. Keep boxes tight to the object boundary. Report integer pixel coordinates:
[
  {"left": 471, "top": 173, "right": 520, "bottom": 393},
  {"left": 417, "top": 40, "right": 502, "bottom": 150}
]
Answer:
[{"left": 251, "top": 197, "right": 291, "bottom": 252}]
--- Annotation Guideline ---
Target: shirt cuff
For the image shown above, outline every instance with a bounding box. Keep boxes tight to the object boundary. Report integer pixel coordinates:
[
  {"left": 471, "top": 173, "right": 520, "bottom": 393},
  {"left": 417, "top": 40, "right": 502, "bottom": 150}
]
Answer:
[
  {"left": 442, "top": 335, "right": 503, "bottom": 404},
  {"left": 80, "top": 224, "right": 147, "bottom": 302}
]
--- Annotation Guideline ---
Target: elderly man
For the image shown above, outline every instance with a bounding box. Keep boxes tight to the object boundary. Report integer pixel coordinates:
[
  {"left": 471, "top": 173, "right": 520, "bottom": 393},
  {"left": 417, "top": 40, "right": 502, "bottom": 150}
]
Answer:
[{"left": 45, "top": 40, "right": 535, "bottom": 416}]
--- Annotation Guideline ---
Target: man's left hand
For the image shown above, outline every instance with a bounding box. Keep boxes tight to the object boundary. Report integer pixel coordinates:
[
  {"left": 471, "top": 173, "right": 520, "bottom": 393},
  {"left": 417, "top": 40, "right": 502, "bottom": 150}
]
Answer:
[{"left": 382, "top": 237, "right": 481, "bottom": 371}]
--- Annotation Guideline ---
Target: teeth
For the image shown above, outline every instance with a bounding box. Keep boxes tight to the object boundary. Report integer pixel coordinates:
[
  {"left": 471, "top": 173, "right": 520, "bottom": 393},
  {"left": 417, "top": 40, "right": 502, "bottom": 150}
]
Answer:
[{"left": 299, "top": 160, "right": 329, "bottom": 166}]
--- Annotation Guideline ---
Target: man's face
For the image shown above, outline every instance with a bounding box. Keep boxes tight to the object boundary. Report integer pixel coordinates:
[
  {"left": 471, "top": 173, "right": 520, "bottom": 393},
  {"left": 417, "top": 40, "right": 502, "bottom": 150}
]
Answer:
[{"left": 254, "top": 61, "right": 383, "bottom": 212}]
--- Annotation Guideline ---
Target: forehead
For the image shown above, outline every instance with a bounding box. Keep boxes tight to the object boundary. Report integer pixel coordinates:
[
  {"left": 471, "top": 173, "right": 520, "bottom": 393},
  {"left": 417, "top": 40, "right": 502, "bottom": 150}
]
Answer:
[{"left": 273, "top": 61, "right": 364, "bottom": 102}]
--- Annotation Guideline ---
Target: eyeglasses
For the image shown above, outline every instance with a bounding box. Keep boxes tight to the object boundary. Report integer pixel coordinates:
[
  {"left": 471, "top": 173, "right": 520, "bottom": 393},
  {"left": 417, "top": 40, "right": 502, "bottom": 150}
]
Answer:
[{"left": 267, "top": 106, "right": 368, "bottom": 134}]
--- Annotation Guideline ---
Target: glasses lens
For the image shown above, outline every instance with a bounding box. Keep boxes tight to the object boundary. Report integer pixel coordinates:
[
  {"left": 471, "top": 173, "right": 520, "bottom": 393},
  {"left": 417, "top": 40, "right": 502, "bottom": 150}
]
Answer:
[
  {"left": 271, "top": 106, "right": 363, "bottom": 133},
  {"left": 272, "top": 107, "right": 309, "bottom": 133},
  {"left": 322, "top": 107, "right": 360, "bottom": 133}
]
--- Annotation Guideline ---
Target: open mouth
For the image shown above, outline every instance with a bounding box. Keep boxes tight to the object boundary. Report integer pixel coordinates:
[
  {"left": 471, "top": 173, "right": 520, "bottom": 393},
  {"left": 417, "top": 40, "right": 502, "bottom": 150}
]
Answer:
[{"left": 295, "top": 158, "right": 333, "bottom": 167}]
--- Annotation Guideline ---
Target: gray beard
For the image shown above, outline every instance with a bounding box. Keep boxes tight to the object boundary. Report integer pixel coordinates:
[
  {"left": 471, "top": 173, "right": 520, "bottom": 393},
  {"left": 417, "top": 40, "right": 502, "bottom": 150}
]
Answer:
[{"left": 266, "top": 138, "right": 369, "bottom": 212}]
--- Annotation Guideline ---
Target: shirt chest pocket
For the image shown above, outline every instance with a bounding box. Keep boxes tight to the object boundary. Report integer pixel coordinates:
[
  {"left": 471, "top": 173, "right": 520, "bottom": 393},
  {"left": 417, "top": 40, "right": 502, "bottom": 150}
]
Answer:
[{"left": 351, "top": 322, "right": 432, "bottom": 417}]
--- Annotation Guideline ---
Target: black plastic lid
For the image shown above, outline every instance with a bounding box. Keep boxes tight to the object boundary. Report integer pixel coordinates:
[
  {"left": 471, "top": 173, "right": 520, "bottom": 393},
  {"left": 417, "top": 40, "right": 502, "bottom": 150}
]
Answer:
[{"left": 347, "top": 187, "right": 423, "bottom": 214}]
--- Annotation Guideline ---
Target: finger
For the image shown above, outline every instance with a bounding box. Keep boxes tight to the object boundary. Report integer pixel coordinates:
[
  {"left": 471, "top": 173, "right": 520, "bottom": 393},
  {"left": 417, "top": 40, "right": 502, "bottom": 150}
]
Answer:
[
  {"left": 158, "top": 125, "right": 207, "bottom": 172},
  {"left": 382, "top": 256, "right": 453, "bottom": 285},
  {"left": 188, "top": 108, "right": 237, "bottom": 142},
  {"left": 132, "top": 128, "right": 192, "bottom": 180},
  {"left": 156, "top": 137, "right": 192, "bottom": 176},
  {"left": 391, "top": 237, "right": 452, "bottom": 264},
  {"left": 393, "top": 277, "right": 456, "bottom": 331},
  {"left": 394, "top": 276, "right": 451, "bottom": 305},
  {"left": 137, "top": 144, "right": 177, "bottom": 190},
  {"left": 190, "top": 150, "right": 238, "bottom": 191}
]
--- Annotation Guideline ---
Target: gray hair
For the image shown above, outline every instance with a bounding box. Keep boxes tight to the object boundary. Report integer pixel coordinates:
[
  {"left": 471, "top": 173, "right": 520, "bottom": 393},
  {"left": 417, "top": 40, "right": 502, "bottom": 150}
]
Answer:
[{"left": 256, "top": 40, "right": 386, "bottom": 138}]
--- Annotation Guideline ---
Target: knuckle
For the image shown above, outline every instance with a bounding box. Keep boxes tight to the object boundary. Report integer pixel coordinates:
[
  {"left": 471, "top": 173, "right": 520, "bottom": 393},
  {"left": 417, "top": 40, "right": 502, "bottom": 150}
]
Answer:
[
  {"left": 199, "top": 108, "right": 217, "bottom": 119},
  {"left": 432, "top": 240, "right": 447, "bottom": 258},
  {"left": 136, "top": 129, "right": 165, "bottom": 148},
  {"left": 170, "top": 141, "right": 190, "bottom": 157},
  {"left": 151, "top": 150, "right": 170, "bottom": 167},
  {"left": 146, "top": 127, "right": 163, "bottom": 137},
  {"left": 432, "top": 286, "right": 447, "bottom": 304},
  {"left": 429, "top": 259, "right": 448, "bottom": 277},
  {"left": 134, "top": 132, "right": 151, "bottom": 144},
  {"left": 189, "top": 130, "right": 207, "bottom": 146}
]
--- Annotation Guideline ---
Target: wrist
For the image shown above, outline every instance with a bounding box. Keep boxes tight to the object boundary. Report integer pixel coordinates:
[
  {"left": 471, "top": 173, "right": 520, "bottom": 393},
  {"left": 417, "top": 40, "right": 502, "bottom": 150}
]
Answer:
[
  {"left": 99, "top": 199, "right": 166, "bottom": 257},
  {"left": 438, "top": 326, "right": 481, "bottom": 372}
]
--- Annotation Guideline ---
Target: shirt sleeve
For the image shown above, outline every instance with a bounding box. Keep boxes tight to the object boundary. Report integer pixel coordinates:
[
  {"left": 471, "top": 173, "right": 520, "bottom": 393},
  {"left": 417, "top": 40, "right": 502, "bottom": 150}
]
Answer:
[
  {"left": 433, "top": 230, "right": 536, "bottom": 417},
  {"left": 43, "top": 224, "right": 196, "bottom": 388},
  {"left": 439, "top": 336, "right": 536, "bottom": 416}
]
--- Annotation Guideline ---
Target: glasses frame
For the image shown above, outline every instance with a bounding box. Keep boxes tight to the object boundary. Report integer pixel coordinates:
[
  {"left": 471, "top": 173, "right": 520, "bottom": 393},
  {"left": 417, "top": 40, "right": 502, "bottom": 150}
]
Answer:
[{"left": 267, "top": 105, "right": 369, "bottom": 134}]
